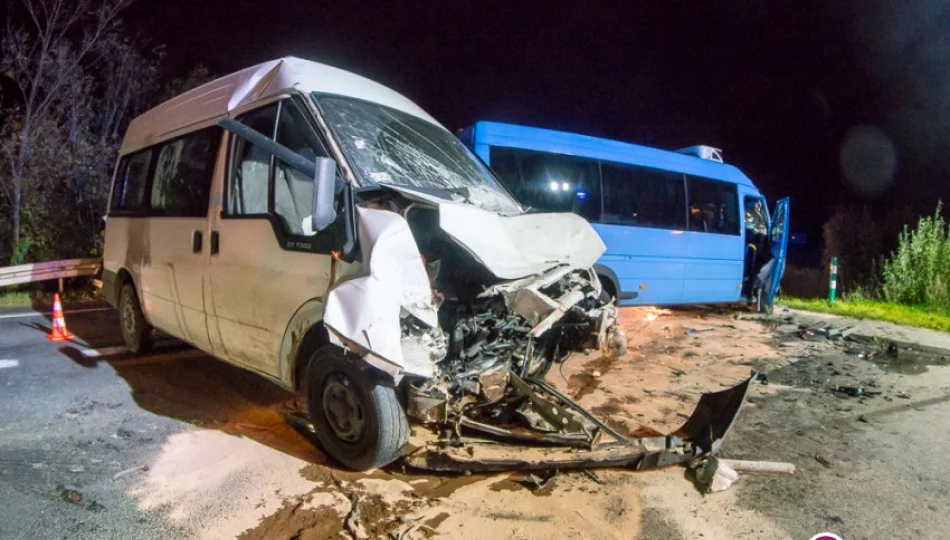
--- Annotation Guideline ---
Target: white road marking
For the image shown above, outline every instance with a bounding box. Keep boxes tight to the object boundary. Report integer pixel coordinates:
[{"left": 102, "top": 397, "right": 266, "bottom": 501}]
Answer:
[
  {"left": 78, "top": 339, "right": 186, "bottom": 360},
  {"left": 0, "top": 307, "right": 113, "bottom": 320},
  {"left": 80, "top": 346, "right": 128, "bottom": 358},
  {"left": 0, "top": 359, "right": 19, "bottom": 369}
]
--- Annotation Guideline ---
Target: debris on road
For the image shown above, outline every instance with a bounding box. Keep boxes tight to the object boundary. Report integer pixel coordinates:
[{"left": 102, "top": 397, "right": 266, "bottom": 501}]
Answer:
[
  {"left": 112, "top": 464, "right": 149, "bottom": 481},
  {"left": 345, "top": 492, "right": 369, "bottom": 540},
  {"left": 776, "top": 324, "right": 801, "bottom": 335},
  {"left": 831, "top": 385, "right": 875, "bottom": 397},
  {"left": 56, "top": 485, "right": 83, "bottom": 504},
  {"left": 814, "top": 454, "right": 834, "bottom": 468},
  {"left": 719, "top": 459, "right": 796, "bottom": 475},
  {"left": 694, "top": 456, "right": 739, "bottom": 493},
  {"left": 581, "top": 468, "right": 604, "bottom": 485},
  {"left": 405, "top": 375, "right": 755, "bottom": 473}
]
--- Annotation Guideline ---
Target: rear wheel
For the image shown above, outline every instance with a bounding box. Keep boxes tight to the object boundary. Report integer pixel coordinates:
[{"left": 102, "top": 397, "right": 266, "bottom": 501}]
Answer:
[
  {"left": 306, "top": 345, "right": 409, "bottom": 470},
  {"left": 119, "top": 282, "right": 153, "bottom": 354}
]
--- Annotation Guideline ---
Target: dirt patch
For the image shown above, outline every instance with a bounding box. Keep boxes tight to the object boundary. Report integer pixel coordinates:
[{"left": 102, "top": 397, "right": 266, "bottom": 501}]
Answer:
[
  {"left": 413, "top": 471, "right": 644, "bottom": 539},
  {"left": 567, "top": 354, "right": 621, "bottom": 400},
  {"left": 238, "top": 501, "right": 342, "bottom": 540},
  {"left": 551, "top": 306, "right": 783, "bottom": 437},
  {"left": 355, "top": 492, "right": 416, "bottom": 538}
]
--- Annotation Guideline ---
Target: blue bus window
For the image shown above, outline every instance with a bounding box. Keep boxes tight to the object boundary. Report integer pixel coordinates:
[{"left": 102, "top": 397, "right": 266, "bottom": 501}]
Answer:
[
  {"left": 489, "top": 146, "right": 601, "bottom": 220},
  {"left": 601, "top": 162, "right": 686, "bottom": 230},
  {"left": 686, "top": 175, "right": 740, "bottom": 235}
]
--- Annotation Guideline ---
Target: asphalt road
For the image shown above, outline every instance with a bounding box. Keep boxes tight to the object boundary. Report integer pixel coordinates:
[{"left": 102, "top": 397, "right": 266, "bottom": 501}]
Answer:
[
  {"left": 2, "top": 304, "right": 950, "bottom": 539},
  {"left": 0, "top": 304, "right": 295, "bottom": 540}
]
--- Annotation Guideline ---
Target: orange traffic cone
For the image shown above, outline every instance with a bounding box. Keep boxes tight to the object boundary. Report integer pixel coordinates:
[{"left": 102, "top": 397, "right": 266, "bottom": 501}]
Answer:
[{"left": 46, "top": 293, "right": 74, "bottom": 341}]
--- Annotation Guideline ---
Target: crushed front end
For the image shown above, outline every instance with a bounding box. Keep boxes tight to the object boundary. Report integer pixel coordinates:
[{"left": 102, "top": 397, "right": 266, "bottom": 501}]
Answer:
[{"left": 322, "top": 186, "right": 749, "bottom": 472}]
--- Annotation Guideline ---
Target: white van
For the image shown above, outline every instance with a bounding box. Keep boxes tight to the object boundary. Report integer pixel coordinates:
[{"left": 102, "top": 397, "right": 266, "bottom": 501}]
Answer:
[{"left": 103, "top": 57, "right": 623, "bottom": 470}]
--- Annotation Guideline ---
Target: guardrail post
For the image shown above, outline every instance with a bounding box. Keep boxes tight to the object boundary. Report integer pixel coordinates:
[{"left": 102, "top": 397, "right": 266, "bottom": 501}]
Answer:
[
  {"left": 828, "top": 257, "right": 838, "bottom": 305},
  {"left": 58, "top": 277, "right": 64, "bottom": 293}
]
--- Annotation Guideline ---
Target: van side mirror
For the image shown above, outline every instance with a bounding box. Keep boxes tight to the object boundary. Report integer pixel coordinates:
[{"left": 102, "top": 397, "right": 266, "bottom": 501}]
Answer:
[{"left": 312, "top": 157, "right": 338, "bottom": 232}]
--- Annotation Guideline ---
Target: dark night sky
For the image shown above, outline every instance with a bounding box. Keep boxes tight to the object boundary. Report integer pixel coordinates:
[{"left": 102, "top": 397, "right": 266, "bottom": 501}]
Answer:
[{"left": 124, "top": 0, "right": 947, "bottom": 239}]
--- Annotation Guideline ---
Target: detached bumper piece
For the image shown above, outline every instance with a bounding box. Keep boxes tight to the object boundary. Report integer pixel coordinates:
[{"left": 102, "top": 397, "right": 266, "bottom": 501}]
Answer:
[{"left": 404, "top": 375, "right": 754, "bottom": 473}]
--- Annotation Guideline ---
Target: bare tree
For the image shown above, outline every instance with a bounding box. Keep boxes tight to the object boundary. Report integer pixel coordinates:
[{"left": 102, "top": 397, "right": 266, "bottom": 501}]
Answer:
[{"left": 0, "top": 0, "right": 132, "bottom": 259}]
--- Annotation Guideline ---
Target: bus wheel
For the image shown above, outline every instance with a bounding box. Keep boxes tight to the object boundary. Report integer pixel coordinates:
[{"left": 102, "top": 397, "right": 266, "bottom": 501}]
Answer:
[
  {"left": 119, "top": 283, "right": 153, "bottom": 354},
  {"left": 306, "top": 345, "right": 409, "bottom": 470}
]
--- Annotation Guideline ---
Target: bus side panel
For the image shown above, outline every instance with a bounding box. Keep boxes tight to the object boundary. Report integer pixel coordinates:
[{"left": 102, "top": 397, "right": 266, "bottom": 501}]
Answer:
[
  {"left": 682, "top": 231, "right": 744, "bottom": 303},
  {"left": 595, "top": 223, "right": 686, "bottom": 305}
]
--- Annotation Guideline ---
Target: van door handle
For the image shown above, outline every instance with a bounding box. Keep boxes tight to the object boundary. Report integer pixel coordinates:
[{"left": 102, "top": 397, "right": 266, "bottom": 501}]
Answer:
[
  {"left": 192, "top": 230, "right": 203, "bottom": 253},
  {"left": 210, "top": 231, "right": 220, "bottom": 255}
]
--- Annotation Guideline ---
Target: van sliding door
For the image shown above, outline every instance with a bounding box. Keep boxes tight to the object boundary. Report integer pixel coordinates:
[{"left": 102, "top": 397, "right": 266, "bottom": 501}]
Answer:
[{"left": 139, "top": 127, "right": 219, "bottom": 350}]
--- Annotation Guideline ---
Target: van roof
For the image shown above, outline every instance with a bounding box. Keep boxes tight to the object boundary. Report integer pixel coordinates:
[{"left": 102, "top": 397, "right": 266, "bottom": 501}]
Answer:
[
  {"left": 120, "top": 57, "right": 440, "bottom": 154},
  {"left": 470, "top": 121, "right": 756, "bottom": 188}
]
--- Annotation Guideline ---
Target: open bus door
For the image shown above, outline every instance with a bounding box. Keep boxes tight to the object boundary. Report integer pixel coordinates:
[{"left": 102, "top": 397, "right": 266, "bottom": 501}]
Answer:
[{"left": 756, "top": 198, "right": 790, "bottom": 314}]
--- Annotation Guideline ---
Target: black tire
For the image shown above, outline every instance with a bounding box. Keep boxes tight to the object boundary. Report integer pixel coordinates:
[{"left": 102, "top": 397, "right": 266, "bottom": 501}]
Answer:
[
  {"left": 119, "top": 282, "right": 153, "bottom": 354},
  {"left": 306, "top": 345, "right": 409, "bottom": 470},
  {"left": 599, "top": 278, "right": 617, "bottom": 305}
]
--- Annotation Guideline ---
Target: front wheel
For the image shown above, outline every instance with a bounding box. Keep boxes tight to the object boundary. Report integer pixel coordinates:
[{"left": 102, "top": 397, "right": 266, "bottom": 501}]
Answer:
[{"left": 306, "top": 345, "right": 409, "bottom": 470}]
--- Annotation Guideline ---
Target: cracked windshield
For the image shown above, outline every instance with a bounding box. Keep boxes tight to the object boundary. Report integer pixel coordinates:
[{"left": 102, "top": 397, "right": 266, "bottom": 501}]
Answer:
[{"left": 317, "top": 95, "right": 521, "bottom": 214}]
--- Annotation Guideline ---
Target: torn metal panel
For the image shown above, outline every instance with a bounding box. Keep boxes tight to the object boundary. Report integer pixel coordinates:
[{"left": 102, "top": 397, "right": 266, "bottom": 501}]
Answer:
[
  {"left": 323, "top": 207, "right": 440, "bottom": 379},
  {"left": 407, "top": 380, "right": 449, "bottom": 424},
  {"left": 529, "top": 289, "right": 587, "bottom": 338},
  {"left": 383, "top": 184, "right": 606, "bottom": 280},
  {"left": 440, "top": 205, "right": 607, "bottom": 280},
  {"left": 457, "top": 417, "right": 593, "bottom": 448},
  {"left": 508, "top": 374, "right": 589, "bottom": 436},
  {"left": 404, "top": 443, "right": 696, "bottom": 473}
]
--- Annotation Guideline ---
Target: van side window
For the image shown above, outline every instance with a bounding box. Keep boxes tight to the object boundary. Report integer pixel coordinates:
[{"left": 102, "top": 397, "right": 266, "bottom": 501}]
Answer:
[
  {"left": 110, "top": 150, "right": 152, "bottom": 214},
  {"left": 229, "top": 105, "right": 278, "bottom": 215},
  {"left": 601, "top": 163, "right": 686, "bottom": 230},
  {"left": 228, "top": 99, "right": 337, "bottom": 239},
  {"left": 489, "top": 146, "right": 601, "bottom": 220},
  {"left": 686, "top": 176, "right": 739, "bottom": 235},
  {"left": 274, "top": 101, "right": 331, "bottom": 235},
  {"left": 150, "top": 127, "right": 220, "bottom": 217}
]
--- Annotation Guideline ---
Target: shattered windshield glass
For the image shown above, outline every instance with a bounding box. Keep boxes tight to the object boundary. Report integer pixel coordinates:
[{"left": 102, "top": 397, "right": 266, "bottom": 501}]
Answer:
[{"left": 316, "top": 95, "right": 522, "bottom": 214}]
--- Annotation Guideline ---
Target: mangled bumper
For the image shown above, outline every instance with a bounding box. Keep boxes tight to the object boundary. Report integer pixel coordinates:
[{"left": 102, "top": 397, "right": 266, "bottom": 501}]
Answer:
[{"left": 404, "top": 375, "right": 755, "bottom": 472}]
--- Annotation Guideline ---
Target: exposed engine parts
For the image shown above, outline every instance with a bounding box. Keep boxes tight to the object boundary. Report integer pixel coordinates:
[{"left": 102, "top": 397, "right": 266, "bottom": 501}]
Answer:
[
  {"left": 330, "top": 187, "right": 750, "bottom": 472},
  {"left": 394, "top": 198, "right": 628, "bottom": 451}
]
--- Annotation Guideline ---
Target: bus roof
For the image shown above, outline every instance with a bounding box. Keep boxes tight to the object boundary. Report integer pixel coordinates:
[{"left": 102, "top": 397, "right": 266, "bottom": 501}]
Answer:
[
  {"left": 121, "top": 57, "right": 440, "bottom": 154},
  {"left": 468, "top": 121, "right": 756, "bottom": 188}
]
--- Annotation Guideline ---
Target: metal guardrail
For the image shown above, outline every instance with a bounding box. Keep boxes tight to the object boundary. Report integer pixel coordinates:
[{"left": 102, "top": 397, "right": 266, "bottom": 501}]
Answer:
[{"left": 0, "top": 258, "right": 100, "bottom": 288}]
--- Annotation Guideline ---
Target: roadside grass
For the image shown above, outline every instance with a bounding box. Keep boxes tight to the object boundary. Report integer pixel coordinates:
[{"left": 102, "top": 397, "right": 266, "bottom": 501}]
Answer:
[
  {"left": 782, "top": 297, "right": 950, "bottom": 333},
  {"left": 0, "top": 290, "right": 33, "bottom": 307},
  {"left": 0, "top": 286, "right": 100, "bottom": 308}
]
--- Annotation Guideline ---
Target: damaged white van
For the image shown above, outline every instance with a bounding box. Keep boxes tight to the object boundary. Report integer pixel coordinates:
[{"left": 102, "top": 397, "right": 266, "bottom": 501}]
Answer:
[{"left": 102, "top": 58, "right": 629, "bottom": 470}]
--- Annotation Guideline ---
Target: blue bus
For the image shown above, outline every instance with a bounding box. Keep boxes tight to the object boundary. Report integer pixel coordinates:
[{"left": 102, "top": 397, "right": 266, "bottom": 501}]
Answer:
[{"left": 458, "top": 121, "right": 790, "bottom": 311}]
